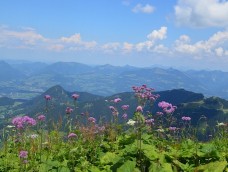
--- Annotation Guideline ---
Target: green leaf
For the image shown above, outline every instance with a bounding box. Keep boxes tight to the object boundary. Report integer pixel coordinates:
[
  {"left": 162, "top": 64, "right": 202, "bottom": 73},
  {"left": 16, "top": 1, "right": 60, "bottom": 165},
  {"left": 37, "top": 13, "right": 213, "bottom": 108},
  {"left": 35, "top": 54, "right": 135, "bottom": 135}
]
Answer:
[
  {"left": 100, "top": 152, "right": 121, "bottom": 165},
  {"left": 89, "top": 166, "right": 101, "bottom": 172},
  {"left": 149, "top": 162, "right": 173, "bottom": 172},
  {"left": 197, "top": 161, "right": 227, "bottom": 172},
  {"left": 141, "top": 144, "right": 159, "bottom": 161},
  {"left": 117, "top": 160, "right": 136, "bottom": 172}
]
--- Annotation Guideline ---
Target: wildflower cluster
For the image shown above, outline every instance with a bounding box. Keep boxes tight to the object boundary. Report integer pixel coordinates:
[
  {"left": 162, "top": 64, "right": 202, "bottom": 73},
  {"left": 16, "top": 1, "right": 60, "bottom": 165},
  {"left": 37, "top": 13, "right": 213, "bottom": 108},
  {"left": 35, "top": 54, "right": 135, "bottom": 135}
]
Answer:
[
  {"left": 132, "top": 84, "right": 159, "bottom": 106},
  {"left": 12, "top": 116, "right": 36, "bottom": 129},
  {"left": 158, "top": 101, "right": 177, "bottom": 114}
]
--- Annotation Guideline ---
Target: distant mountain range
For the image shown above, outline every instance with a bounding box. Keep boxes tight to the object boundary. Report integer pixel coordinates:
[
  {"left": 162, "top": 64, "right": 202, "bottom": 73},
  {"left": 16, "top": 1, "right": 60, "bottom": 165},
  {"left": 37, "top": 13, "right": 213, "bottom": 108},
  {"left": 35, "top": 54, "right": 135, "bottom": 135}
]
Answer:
[
  {"left": 0, "top": 85, "right": 227, "bottom": 129},
  {"left": 0, "top": 60, "right": 228, "bottom": 99}
]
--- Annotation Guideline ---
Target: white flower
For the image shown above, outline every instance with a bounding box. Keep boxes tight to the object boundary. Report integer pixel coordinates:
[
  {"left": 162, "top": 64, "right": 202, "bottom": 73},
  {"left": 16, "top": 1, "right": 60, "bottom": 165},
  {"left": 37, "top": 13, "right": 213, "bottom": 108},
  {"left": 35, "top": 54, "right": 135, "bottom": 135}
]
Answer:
[
  {"left": 156, "top": 128, "right": 165, "bottom": 133},
  {"left": 127, "top": 119, "right": 136, "bottom": 126},
  {"left": 6, "top": 125, "right": 15, "bottom": 128},
  {"left": 216, "top": 122, "right": 226, "bottom": 127},
  {"left": 28, "top": 134, "right": 38, "bottom": 139}
]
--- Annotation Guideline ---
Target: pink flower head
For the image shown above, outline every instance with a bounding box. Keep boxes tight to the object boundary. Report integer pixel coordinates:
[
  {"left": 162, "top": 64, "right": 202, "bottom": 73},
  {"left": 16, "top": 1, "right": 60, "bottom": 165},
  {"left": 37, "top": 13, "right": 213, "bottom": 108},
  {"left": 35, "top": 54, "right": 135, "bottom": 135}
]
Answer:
[
  {"left": 113, "top": 98, "right": 122, "bottom": 103},
  {"left": 44, "top": 95, "right": 51, "bottom": 100},
  {"left": 136, "top": 106, "right": 143, "bottom": 112},
  {"left": 158, "top": 101, "right": 172, "bottom": 109},
  {"left": 145, "top": 118, "right": 154, "bottom": 125},
  {"left": 182, "top": 116, "right": 191, "bottom": 121},
  {"left": 88, "top": 117, "right": 96, "bottom": 123},
  {"left": 65, "top": 107, "right": 73, "bottom": 114},
  {"left": 37, "top": 114, "right": 45, "bottom": 121},
  {"left": 72, "top": 93, "right": 79, "bottom": 100},
  {"left": 12, "top": 116, "right": 36, "bottom": 129},
  {"left": 19, "top": 150, "right": 28, "bottom": 159},
  {"left": 68, "top": 133, "right": 77, "bottom": 139},
  {"left": 169, "top": 127, "right": 177, "bottom": 131},
  {"left": 122, "top": 113, "right": 128, "bottom": 119},
  {"left": 22, "top": 116, "right": 36, "bottom": 126},
  {"left": 109, "top": 106, "right": 118, "bottom": 116},
  {"left": 156, "top": 112, "right": 164, "bottom": 115},
  {"left": 121, "top": 105, "right": 129, "bottom": 111},
  {"left": 109, "top": 106, "right": 116, "bottom": 111},
  {"left": 158, "top": 101, "right": 176, "bottom": 114}
]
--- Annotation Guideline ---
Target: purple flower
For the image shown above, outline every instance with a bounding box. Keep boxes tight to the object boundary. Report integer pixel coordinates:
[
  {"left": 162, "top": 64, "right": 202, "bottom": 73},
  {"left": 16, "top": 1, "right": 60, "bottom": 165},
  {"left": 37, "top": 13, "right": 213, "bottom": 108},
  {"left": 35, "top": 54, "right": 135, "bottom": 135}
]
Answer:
[
  {"left": 145, "top": 118, "right": 154, "bottom": 125},
  {"left": 122, "top": 113, "right": 128, "bottom": 119},
  {"left": 121, "top": 105, "right": 129, "bottom": 111},
  {"left": 182, "top": 116, "right": 191, "bottom": 121},
  {"left": 23, "top": 116, "right": 36, "bottom": 126},
  {"left": 65, "top": 107, "right": 73, "bottom": 114},
  {"left": 88, "top": 117, "right": 96, "bottom": 123},
  {"left": 156, "top": 112, "right": 164, "bottom": 115},
  {"left": 12, "top": 116, "right": 36, "bottom": 129},
  {"left": 158, "top": 101, "right": 176, "bottom": 114},
  {"left": 19, "top": 150, "right": 28, "bottom": 159},
  {"left": 109, "top": 106, "right": 116, "bottom": 111},
  {"left": 72, "top": 93, "right": 79, "bottom": 100},
  {"left": 37, "top": 114, "right": 45, "bottom": 121},
  {"left": 44, "top": 95, "right": 51, "bottom": 100},
  {"left": 68, "top": 133, "right": 77, "bottom": 139},
  {"left": 136, "top": 106, "right": 143, "bottom": 112},
  {"left": 169, "top": 127, "right": 177, "bottom": 131},
  {"left": 113, "top": 98, "right": 122, "bottom": 103},
  {"left": 98, "top": 126, "right": 105, "bottom": 132},
  {"left": 109, "top": 106, "right": 118, "bottom": 116}
]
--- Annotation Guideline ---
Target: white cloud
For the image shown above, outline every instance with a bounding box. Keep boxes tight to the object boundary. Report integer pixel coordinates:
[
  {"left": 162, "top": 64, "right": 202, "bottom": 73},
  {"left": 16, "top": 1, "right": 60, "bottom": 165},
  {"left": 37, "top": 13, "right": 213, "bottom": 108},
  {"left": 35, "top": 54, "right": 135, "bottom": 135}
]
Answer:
[
  {"left": 215, "top": 47, "right": 224, "bottom": 56},
  {"left": 60, "top": 33, "right": 81, "bottom": 43},
  {"left": 174, "top": 0, "right": 228, "bottom": 28},
  {"left": 147, "top": 27, "right": 167, "bottom": 41},
  {"left": 101, "top": 42, "right": 120, "bottom": 53},
  {"left": 134, "top": 27, "right": 168, "bottom": 52},
  {"left": 153, "top": 44, "right": 169, "bottom": 53},
  {"left": 0, "top": 26, "right": 47, "bottom": 48},
  {"left": 174, "top": 30, "right": 228, "bottom": 57},
  {"left": 132, "top": 4, "right": 155, "bottom": 14},
  {"left": 123, "top": 42, "right": 134, "bottom": 53},
  {"left": 0, "top": 26, "right": 97, "bottom": 51}
]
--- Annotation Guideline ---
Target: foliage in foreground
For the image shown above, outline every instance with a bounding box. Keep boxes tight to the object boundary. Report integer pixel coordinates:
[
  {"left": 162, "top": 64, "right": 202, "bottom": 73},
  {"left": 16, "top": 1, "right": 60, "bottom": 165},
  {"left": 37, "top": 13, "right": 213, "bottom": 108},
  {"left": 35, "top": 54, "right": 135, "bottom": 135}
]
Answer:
[{"left": 0, "top": 85, "right": 227, "bottom": 172}]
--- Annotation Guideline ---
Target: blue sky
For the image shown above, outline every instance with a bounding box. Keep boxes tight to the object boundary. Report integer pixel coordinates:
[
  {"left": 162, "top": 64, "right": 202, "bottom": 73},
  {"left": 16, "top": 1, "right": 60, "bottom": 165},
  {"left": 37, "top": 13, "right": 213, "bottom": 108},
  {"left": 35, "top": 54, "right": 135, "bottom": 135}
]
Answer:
[{"left": 0, "top": 0, "right": 228, "bottom": 70}]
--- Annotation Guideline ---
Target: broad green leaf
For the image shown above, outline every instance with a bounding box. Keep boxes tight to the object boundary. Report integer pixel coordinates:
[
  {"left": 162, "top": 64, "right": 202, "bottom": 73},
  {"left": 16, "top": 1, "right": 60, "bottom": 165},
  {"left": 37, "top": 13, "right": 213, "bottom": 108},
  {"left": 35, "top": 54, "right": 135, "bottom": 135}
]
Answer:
[
  {"left": 89, "top": 166, "right": 101, "bottom": 172},
  {"left": 173, "top": 160, "right": 194, "bottom": 172},
  {"left": 100, "top": 152, "right": 121, "bottom": 165},
  {"left": 141, "top": 144, "right": 159, "bottom": 161},
  {"left": 197, "top": 161, "right": 227, "bottom": 172},
  {"left": 117, "top": 160, "right": 136, "bottom": 172},
  {"left": 149, "top": 162, "right": 173, "bottom": 172}
]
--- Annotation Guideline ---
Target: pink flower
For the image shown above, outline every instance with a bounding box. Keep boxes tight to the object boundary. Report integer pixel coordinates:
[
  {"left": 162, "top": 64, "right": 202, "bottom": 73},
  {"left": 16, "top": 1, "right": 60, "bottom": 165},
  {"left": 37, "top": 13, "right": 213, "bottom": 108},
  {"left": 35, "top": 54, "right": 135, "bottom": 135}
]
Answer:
[
  {"left": 122, "top": 113, "right": 128, "bottom": 119},
  {"left": 72, "top": 93, "right": 79, "bottom": 100},
  {"left": 158, "top": 101, "right": 176, "bottom": 114},
  {"left": 121, "top": 105, "right": 129, "bottom": 111},
  {"left": 88, "top": 117, "right": 96, "bottom": 123},
  {"left": 65, "top": 107, "right": 73, "bottom": 114},
  {"left": 182, "top": 116, "right": 191, "bottom": 121},
  {"left": 68, "top": 133, "right": 77, "bottom": 139},
  {"left": 145, "top": 118, "right": 154, "bottom": 125},
  {"left": 113, "top": 98, "right": 122, "bottom": 103},
  {"left": 19, "top": 150, "right": 28, "bottom": 159},
  {"left": 37, "top": 114, "right": 45, "bottom": 121},
  {"left": 44, "top": 95, "right": 51, "bottom": 100},
  {"left": 12, "top": 116, "right": 36, "bottom": 129},
  {"left": 136, "top": 106, "right": 143, "bottom": 112},
  {"left": 169, "top": 127, "right": 177, "bottom": 131},
  {"left": 156, "top": 112, "right": 164, "bottom": 115}
]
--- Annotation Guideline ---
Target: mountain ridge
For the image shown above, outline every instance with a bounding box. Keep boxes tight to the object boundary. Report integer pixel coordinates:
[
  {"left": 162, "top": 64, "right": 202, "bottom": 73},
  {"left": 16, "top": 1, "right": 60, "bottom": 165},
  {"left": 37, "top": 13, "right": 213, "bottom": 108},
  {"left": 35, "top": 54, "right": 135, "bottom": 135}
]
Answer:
[{"left": 1, "top": 60, "right": 228, "bottom": 99}]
